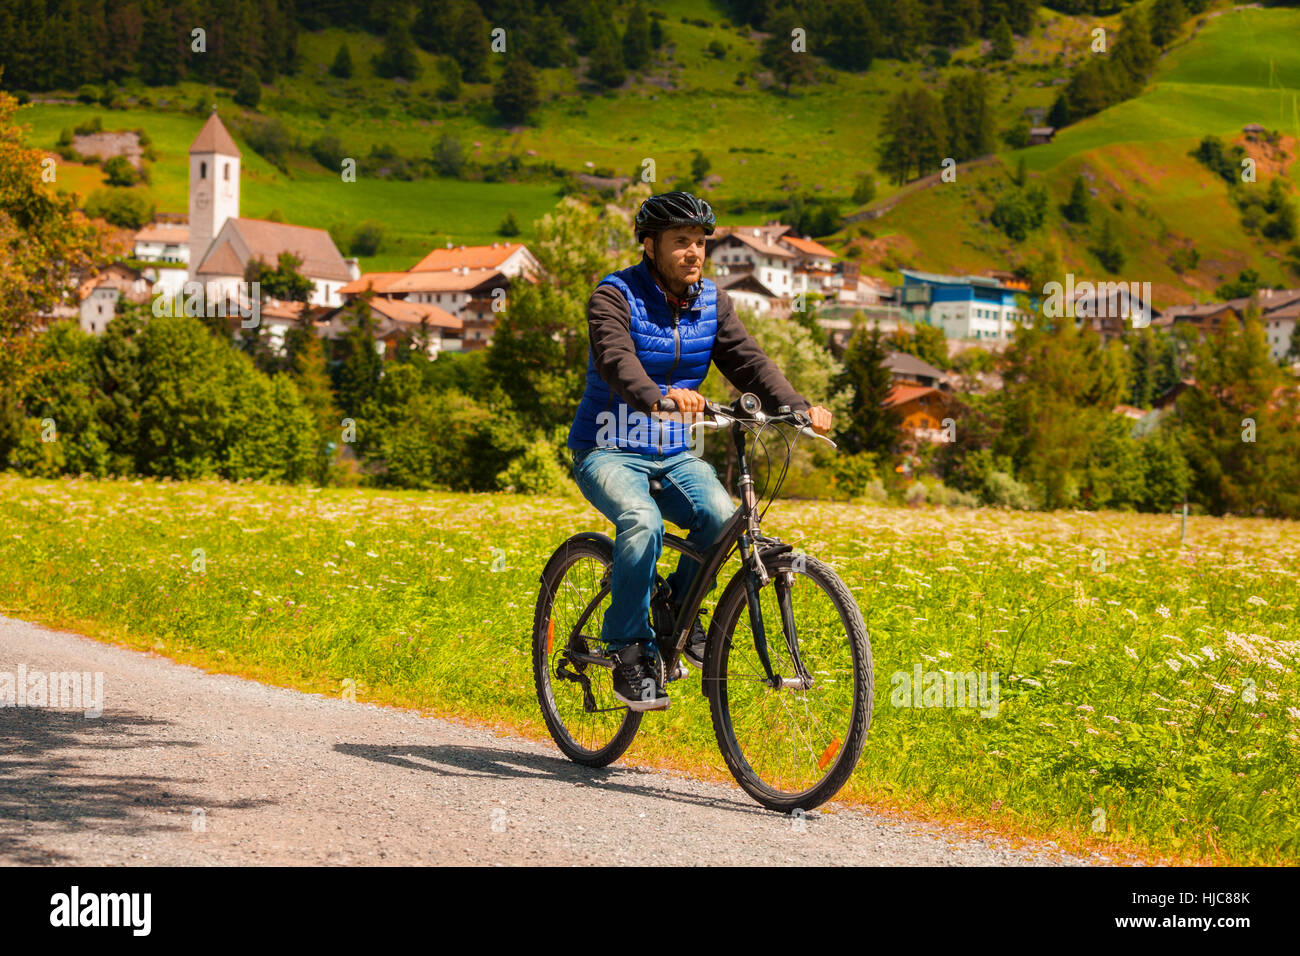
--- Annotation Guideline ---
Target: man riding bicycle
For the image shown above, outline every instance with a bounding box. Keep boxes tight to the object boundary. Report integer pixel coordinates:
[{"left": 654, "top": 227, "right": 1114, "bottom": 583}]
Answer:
[{"left": 567, "top": 190, "right": 833, "bottom": 712}]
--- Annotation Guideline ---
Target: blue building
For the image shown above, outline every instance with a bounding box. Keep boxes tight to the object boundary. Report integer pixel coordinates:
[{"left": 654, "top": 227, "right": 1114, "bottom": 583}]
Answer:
[{"left": 899, "top": 269, "right": 1037, "bottom": 342}]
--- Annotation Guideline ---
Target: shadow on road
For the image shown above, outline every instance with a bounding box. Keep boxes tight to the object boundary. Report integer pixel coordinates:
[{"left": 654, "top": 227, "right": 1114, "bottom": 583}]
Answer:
[
  {"left": 0, "top": 707, "right": 270, "bottom": 865},
  {"left": 334, "top": 741, "right": 772, "bottom": 817}
]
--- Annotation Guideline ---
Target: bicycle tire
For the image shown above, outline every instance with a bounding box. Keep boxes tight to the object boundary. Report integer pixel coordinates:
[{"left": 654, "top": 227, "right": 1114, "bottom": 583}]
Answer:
[
  {"left": 532, "top": 534, "right": 642, "bottom": 767},
  {"left": 704, "top": 551, "right": 873, "bottom": 812}
]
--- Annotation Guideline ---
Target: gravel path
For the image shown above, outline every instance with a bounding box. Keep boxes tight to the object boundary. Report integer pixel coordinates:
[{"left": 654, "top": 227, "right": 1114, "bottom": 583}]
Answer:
[{"left": 0, "top": 616, "right": 1121, "bottom": 866}]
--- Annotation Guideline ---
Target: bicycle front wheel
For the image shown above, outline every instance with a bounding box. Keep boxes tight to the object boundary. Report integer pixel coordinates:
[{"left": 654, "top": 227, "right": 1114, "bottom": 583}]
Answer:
[{"left": 705, "top": 551, "right": 873, "bottom": 812}]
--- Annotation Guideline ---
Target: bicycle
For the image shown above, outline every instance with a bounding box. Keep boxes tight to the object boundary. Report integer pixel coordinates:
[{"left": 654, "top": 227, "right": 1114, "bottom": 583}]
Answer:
[{"left": 532, "top": 392, "right": 874, "bottom": 812}]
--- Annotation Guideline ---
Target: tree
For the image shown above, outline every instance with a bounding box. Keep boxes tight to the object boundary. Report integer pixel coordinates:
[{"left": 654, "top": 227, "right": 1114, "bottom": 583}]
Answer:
[
  {"left": 877, "top": 87, "right": 948, "bottom": 185},
  {"left": 453, "top": 2, "right": 490, "bottom": 82},
  {"left": 991, "top": 16, "right": 1015, "bottom": 60},
  {"left": 234, "top": 67, "right": 261, "bottom": 109},
  {"left": 1149, "top": 0, "right": 1187, "bottom": 50},
  {"left": 332, "top": 296, "right": 384, "bottom": 419},
  {"left": 0, "top": 87, "right": 107, "bottom": 469},
  {"left": 435, "top": 56, "right": 462, "bottom": 101},
  {"left": 493, "top": 55, "right": 540, "bottom": 125},
  {"left": 835, "top": 322, "right": 902, "bottom": 456},
  {"left": 993, "top": 316, "right": 1127, "bottom": 509},
  {"left": 889, "top": 323, "right": 951, "bottom": 370},
  {"left": 650, "top": 17, "right": 665, "bottom": 49},
  {"left": 942, "top": 72, "right": 993, "bottom": 161},
  {"left": 1062, "top": 174, "right": 1091, "bottom": 223},
  {"left": 1215, "top": 268, "right": 1261, "bottom": 300},
  {"left": 991, "top": 186, "right": 1048, "bottom": 242},
  {"left": 622, "top": 1, "right": 651, "bottom": 70},
  {"left": 587, "top": 28, "right": 627, "bottom": 90},
  {"left": 433, "top": 134, "right": 466, "bottom": 177},
  {"left": 330, "top": 42, "right": 354, "bottom": 79},
  {"left": 289, "top": 327, "right": 339, "bottom": 484},
  {"left": 691, "top": 150, "right": 711, "bottom": 182},
  {"left": 498, "top": 211, "right": 520, "bottom": 236},
  {"left": 760, "top": 7, "right": 815, "bottom": 94},
  {"left": 350, "top": 221, "right": 386, "bottom": 257},
  {"left": 1175, "top": 315, "right": 1300, "bottom": 516},
  {"left": 373, "top": 19, "right": 422, "bottom": 80},
  {"left": 1091, "top": 217, "right": 1126, "bottom": 272},
  {"left": 852, "top": 173, "right": 876, "bottom": 205},
  {"left": 821, "top": 0, "right": 876, "bottom": 72}
]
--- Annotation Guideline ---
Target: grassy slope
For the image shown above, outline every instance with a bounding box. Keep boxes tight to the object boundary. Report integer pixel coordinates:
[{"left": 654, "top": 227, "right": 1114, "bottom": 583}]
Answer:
[
  {"left": 17, "top": 2, "right": 1093, "bottom": 270},
  {"left": 857, "top": 7, "right": 1300, "bottom": 303},
  {"left": 15, "top": 5, "right": 1299, "bottom": 287}
]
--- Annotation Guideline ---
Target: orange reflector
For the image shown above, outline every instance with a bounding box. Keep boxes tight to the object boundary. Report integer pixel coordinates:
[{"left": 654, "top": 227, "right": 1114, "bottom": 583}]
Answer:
[
  {"left": 817, "top": 738, "right": 841, "bottom": 771},
  {"left": 546, "top": 618, "right": 554, "bottom": 654}
]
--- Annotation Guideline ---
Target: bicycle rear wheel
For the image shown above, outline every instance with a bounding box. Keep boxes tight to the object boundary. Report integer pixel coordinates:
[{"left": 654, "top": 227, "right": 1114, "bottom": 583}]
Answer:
[
  {"left": 705, "top": 551, "right": 872, "bottom": 812},
  {"left": 533, "top": 534, "right": 641, "bottom": 767}
]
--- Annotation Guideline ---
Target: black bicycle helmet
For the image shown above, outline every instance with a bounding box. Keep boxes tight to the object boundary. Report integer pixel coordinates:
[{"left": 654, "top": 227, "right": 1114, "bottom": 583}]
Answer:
[{"left": 635, "top": 190, "right": 716, "bottom": 241}]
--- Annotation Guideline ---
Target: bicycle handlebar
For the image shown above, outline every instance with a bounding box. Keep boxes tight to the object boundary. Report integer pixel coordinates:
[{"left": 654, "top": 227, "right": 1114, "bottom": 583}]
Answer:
[{"left": 655, "top": 395, "right": 837, "bottom": 449}]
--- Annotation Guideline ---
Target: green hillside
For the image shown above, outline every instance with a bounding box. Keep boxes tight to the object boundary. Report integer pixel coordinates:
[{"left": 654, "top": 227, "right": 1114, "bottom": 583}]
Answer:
[
  {"left": 858, "top": 7, "right": 1300, "bottom": 302},
  {"left": 14, "top": 3, "right": 1300, "bottom": 288}
]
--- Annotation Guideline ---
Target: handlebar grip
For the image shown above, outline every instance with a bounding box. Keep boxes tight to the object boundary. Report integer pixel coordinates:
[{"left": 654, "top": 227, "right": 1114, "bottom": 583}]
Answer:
[{"left": 657, "top": 396, "right": 677, "bottom": 413}]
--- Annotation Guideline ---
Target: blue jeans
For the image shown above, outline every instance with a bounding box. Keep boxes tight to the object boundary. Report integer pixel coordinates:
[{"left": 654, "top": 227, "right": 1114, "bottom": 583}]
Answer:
[{"left": 571, "top": 446, "right": 736, "bottom": 652}]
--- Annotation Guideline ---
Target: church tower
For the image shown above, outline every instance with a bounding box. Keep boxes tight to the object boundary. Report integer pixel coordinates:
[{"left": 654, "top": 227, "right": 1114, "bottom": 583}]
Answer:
[{"left": 187, "top": 109, "right": 241, "bottom": 277}]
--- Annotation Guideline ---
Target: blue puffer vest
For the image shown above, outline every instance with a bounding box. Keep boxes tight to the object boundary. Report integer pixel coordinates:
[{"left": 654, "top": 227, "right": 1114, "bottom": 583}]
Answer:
[{"left": 568, "top": 256, "right": 718, "bottom": 454}]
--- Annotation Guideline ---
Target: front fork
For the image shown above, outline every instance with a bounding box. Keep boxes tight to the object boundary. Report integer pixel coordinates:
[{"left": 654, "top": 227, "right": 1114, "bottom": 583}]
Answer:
[{"left": 738, "top": 533, "right": 813, "bottom": 691}]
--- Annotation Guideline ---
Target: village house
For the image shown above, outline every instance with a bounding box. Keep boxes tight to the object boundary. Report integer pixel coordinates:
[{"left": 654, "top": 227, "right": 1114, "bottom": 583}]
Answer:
[
  {"left": 900, "top": 269, "right": 1036, "bottom": 342},
  {"left": 886, "top": 383, "right": 961, "bottom": 445},
  {"left": 78, "top": 263, "right": 153, "bottom": 334},
  {"left": 338, "top": 241, "right": 539, "bottom": 352},
  {"left": 707, "top": 224, "right": 797, "bottom": 300}
]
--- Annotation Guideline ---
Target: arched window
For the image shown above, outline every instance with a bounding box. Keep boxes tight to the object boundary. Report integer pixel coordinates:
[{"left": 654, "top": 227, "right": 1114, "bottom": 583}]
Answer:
[{"left": 200, "top": 161, "right": 207, "bottom": 179}]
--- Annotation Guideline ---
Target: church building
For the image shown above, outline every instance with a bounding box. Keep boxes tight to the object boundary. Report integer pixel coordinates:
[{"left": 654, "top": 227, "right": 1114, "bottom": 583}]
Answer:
[{"left": 134, "top": 110, "right": 357, "bottom": 310}]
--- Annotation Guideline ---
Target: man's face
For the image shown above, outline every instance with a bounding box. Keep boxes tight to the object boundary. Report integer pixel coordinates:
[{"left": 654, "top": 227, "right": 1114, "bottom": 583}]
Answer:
[{"left": 646, "top": 225, "right": 707, "bottom": 289}]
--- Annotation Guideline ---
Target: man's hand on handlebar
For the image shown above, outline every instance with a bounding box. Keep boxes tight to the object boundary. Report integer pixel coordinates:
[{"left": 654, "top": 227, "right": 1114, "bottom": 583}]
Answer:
[
  {"left": 654, "top": 388, "right": 707, "bottom": 415},
  {"left": 805, "top": 405, "right": 832, "bottom": 436}
]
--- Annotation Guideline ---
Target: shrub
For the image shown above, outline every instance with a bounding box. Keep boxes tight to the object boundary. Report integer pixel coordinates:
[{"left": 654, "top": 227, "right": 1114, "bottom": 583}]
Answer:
[
  {"left": 496, "top": 434, "right": 576, "bottom": 496},
  {"left": 350, "top": 221, "right": 386, "bottom": 257},
  {"left": 73, "top": 115, "right": 103, "bottom": 135},
  {"left": 76, "top": 85, "right": 101, "bottom": 104},
  {"left": 982, "top": 469, "right": 1035, "bottom": 509},
  {"left": 103, "top": 155, "right": 138, "bottom": 186},
  {"left": 309, "top": 134, "right": 348, "bottom": 171},
  {"left": 234, "top": 68, "right": 262, "bottom": 109},
  {"left": 83, "top": 187, "right": 154, "bottom": 229}
]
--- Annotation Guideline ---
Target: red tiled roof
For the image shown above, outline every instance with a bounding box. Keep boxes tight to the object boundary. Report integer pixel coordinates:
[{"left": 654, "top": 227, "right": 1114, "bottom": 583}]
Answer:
[
  {"left": 781, "top": 235, "right": 836, "bottom": 258},
  {"left": 885, "top": 384, "right": 938, "bottom": 408},
  {"left": 368, "top": 297, "right": 463, "bottom": 330},
  {"left": 340, "top": 269, "right": 506, "bottom": 295},
  {"left": 410, "top": 243, "right": 525, "bottom": 273},
  {"left": 133, "top": 223, "right": 190, "bottom": 244}
]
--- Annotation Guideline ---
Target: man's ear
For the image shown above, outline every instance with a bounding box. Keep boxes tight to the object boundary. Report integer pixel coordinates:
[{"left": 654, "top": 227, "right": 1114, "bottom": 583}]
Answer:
[{"left": 643, "top": 236, "right": 656, "bottom": 262}]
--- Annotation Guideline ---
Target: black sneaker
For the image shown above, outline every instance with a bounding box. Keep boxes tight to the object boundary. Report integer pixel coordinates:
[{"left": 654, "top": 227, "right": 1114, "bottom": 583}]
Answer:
[
  {"left": 673, "top": 606, "right": 709, "bottom": 669},
  {"left": 611, "top": 644, "right": 670, "bottom": 711}
]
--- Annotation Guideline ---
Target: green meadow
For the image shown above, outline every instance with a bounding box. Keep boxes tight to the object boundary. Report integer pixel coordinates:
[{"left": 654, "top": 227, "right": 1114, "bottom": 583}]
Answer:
[{"left": 1, "top": 473, "right": 1296, "bottom": 864}]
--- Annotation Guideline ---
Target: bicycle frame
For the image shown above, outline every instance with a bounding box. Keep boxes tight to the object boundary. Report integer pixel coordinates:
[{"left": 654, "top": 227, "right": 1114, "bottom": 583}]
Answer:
[{"left": 555, "top": 396, "right": 826, "bottom": 697}]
